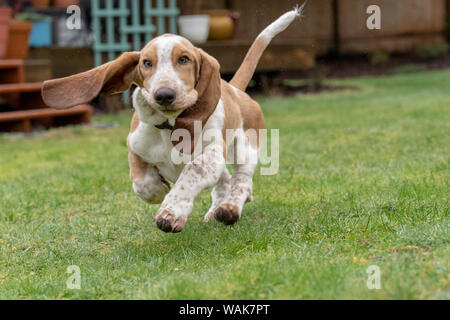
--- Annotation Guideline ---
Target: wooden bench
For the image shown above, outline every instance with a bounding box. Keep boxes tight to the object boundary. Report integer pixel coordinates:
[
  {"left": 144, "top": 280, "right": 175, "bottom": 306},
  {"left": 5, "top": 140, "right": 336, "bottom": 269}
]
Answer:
[
  {"left": 0, "top": 59, "right": 94, "bottom": 133},
  {"left": 0, "top": 59, "right": 25, "bottom": 84},
  {"left": 0, "top": 82, "right": 45, "bottom": 109},
  {"left": 0, "top": 82, "right": 43, "bottom": 93},
  {"left": 0, "top": 105, "right": 93, "bottom": 133}
]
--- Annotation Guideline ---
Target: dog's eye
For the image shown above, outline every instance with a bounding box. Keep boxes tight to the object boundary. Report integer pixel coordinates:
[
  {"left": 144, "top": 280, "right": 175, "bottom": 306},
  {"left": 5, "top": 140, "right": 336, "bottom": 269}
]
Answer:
[
  {"left": 143, "top": 60, "right": 152, "bottom": 68},
  {"left": 178, "top": 56, "right": 190, "bottom": 65}
]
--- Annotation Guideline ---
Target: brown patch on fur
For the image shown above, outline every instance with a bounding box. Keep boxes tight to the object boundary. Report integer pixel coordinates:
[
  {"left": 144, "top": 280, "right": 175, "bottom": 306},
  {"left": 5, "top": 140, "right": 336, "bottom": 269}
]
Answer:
[
  {"left": 171, "top": 40, "right": 199, "bottom": 93},
  {"left": 172, "top": 48, "right": 221, "bottom": 154},
  {"left": 221, "top": 81, "right": 242, "bottom": 133},
  {"left": 129, "top": 111, "right": 140, "bottom": 133},
  {"left": 138, "top": 43, "right": 158, "bottom": 82},
  {"left": 221, "top": 81, "right": 265, "bottom": 148},
  {"left": 128, "top": 149, "right": 148, "bottom": 182},
  {"left": 240, "top": 95, "right": 265, "bottom": 148},
  {"left": 126, "top": 112, "right": 143, "bottom": 181}
]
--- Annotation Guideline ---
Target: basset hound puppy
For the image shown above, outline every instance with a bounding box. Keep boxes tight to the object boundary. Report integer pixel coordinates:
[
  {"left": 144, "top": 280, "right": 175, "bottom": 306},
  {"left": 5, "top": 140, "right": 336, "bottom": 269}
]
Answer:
[{"left": 42, "top": 7, "right": 303, "bottom": 233}]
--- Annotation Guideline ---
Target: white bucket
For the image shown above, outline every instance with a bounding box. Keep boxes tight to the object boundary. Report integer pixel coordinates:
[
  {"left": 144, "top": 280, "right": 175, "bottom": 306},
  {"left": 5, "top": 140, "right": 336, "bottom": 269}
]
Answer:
[{"left": 178, "top": 15, "right": 210, "bottom": 44}]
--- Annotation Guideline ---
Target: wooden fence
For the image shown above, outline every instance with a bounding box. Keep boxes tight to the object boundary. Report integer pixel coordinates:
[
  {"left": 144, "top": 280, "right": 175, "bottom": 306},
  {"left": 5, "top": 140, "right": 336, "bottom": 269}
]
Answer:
[
  {"left": 181, "top": 0, "right": 448, "bottom": 56},
  {"left": 27, "top": 0, "right": 450, "bottom": 78},
  {"left": 338, "top": 0, "right": 447, "bottom": 53}
]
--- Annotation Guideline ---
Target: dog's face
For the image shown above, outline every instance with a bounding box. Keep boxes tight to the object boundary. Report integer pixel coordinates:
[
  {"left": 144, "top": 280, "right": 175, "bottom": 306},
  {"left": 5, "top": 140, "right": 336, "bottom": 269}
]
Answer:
[
  {"left": 41, "top": 34, "right": 221, "bottom": 115},
  {"left": 42, "top": 33, "right": 222, "bottom": 152},
  {"left": 137, "top": 35, "right": 201, "bottom": 118}
]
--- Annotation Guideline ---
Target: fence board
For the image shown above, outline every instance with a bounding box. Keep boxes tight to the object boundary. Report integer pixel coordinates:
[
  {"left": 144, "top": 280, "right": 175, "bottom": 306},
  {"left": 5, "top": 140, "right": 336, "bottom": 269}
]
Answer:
[{"left": 338, "top": 0, "right": 447, "bottom": 53}]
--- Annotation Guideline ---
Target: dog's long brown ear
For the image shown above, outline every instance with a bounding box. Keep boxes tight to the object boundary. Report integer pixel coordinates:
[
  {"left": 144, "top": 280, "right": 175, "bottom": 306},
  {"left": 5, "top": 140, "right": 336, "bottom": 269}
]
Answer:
[
  {"left": 42, "top": 52, "right": 141, "bottom": 109},
  {"left": 172, "top": 48, "right": 221, "bottom": 153}
]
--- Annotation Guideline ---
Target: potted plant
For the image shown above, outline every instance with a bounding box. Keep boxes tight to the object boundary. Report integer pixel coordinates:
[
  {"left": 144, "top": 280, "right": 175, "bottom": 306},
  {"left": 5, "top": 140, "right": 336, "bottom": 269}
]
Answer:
[
  {"left": 0, "top": 5, "right": 11, "bottom": 59},
  {"left": 53, "top": 0, "right": 79, "bottom": 8},
  {"left": 31, "top": 0, "right": 50, "bottom": 9},
  {"left": 178, "top": 0, "right": 209, "bottom": 44},
  {"left": 16, "top": 12, "right": 52, "bottom": 48},
  {"left": 7, "top": 0, "right": 27, "bottom": 16},
  {"left": 5, "top": 17, "right": 32, "bottom": 59},
  {"left": 201, "top": 9, "right": 239, "bottom": 41}
]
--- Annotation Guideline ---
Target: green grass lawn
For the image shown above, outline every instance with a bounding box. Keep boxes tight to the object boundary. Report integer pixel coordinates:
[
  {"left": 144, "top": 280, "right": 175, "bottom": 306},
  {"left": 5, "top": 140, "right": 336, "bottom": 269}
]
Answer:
[{"left": 0, "top": 69, "right": 449, "bottom": 299}]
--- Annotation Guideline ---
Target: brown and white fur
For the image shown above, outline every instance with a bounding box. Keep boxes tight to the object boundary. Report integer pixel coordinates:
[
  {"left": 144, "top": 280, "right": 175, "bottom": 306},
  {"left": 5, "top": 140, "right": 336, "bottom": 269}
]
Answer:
[{"left": 42, "top": 8, "right": 302, "bottom": 233}]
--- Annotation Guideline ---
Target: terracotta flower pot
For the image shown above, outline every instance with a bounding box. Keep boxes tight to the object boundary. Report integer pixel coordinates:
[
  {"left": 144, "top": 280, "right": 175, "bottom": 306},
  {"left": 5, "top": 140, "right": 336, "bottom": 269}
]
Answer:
[
  {"left": 31, "top": 0, "right": 51, "bottom": 8},
  {"left": 202, "top": 10, "right": 235, "bottom": 41},
  {"left": 0, "top": 7, "right": 11, "bottom": 59},
  {"left": 53, "top": 0, "right": 79, "bottom": 8},
  {"left": 5, "top": 20, "right": 33, "bottom": 59}
]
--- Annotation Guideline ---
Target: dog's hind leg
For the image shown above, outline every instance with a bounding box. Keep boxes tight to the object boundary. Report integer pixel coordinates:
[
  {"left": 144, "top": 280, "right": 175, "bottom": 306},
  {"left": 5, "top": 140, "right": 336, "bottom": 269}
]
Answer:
[{"left": 204, "top": 168, "right": 232, "bottom": 222}]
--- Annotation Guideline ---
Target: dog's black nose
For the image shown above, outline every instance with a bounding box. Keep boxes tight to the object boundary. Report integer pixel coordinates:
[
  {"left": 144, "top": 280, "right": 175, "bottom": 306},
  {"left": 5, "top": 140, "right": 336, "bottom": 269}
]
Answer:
[{"left": 154, "top": 88, "right": 176, "bottom": 107}]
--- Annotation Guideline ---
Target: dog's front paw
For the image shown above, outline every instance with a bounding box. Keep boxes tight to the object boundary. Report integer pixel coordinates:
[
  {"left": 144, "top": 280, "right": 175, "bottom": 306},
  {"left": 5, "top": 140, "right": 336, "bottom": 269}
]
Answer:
[
  {"left": 155, "top": 208, "right": 186, "bottom": 233},
  {"left": 214, "top": 203, "right": 241, "bottom": 225}
]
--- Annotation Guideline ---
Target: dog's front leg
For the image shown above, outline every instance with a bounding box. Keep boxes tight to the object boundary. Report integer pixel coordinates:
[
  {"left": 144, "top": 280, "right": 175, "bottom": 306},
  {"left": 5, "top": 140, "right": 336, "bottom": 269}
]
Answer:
[
  {"left": 155, "top": 143, "right": 225, "bottom": 233},
  {"left": 129, "top": 151, "right": 170, "bottom": 204}
]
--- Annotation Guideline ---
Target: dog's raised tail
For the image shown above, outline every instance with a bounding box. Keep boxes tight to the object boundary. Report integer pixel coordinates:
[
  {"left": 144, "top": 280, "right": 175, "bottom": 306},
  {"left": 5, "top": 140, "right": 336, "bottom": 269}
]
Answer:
[{"left": 230, "top": 4, "right": 305, "bottom": 91}]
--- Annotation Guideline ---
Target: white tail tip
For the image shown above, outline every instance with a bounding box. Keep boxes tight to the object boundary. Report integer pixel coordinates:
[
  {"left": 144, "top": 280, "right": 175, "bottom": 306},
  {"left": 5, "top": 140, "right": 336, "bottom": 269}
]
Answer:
[
  {"left": 260, "top": 2, "right": 306, "bottom": 41},
  {"left": 294, "top": 1, "right": 307, "bottom": 17}
]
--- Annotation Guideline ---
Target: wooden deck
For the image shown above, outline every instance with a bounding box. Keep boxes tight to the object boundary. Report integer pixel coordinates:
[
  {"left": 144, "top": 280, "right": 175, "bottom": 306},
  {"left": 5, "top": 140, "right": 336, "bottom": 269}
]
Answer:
[
  {"left": 0, "top": 59, "right": 94, "bottom": 133},
  {"left": 0, "top": 105, "right": 93, "bottom": 133},
  {"left": 0, "top": 82, "right": 42, "bottom": 93}
]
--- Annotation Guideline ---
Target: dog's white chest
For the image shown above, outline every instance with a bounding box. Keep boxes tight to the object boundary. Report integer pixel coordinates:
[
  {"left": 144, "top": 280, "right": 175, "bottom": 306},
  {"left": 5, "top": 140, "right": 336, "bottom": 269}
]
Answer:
[{"left": 128, "top": 122, "right": 183, "bottom": 182}]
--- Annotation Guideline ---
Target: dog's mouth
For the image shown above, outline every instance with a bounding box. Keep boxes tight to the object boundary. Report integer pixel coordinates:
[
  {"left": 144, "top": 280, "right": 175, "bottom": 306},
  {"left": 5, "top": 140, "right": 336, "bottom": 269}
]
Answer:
[{"left": 159, "top": 109, "right": 183, "bottom": 118}]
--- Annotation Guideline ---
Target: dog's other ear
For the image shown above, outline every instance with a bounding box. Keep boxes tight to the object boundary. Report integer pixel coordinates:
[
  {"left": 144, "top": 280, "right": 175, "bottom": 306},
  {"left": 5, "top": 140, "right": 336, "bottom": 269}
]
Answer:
[
  {"left": 42, "top": 52, "right": 141, "bottom": 109},
  {"left": 172, "top": 48, "right": 221, "bottom": 153}
]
